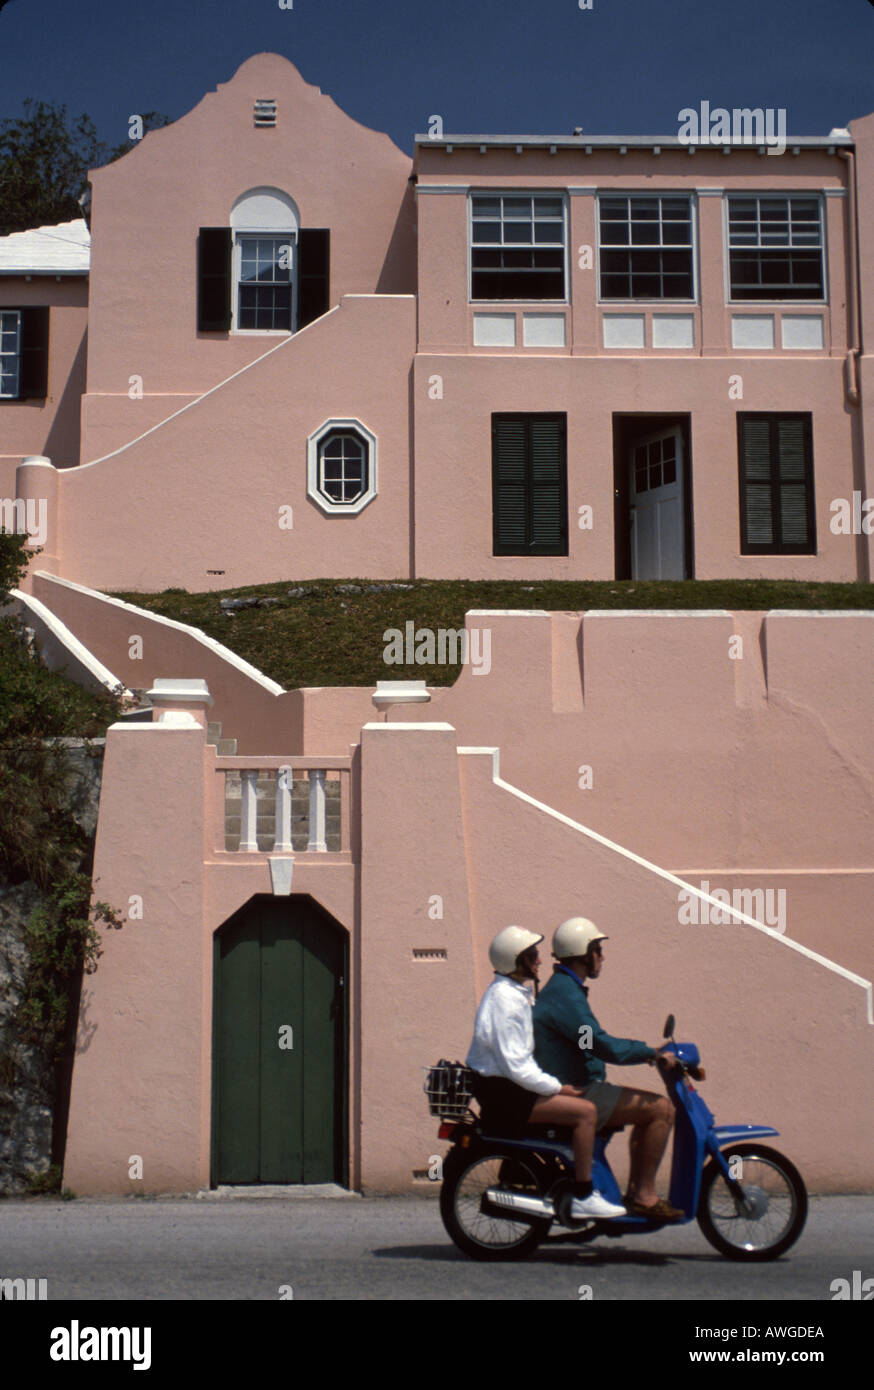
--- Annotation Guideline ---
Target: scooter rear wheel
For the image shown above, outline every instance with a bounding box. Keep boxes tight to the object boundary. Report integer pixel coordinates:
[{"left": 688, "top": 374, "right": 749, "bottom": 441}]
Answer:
[
  {"left": 440, "top": 1150, "right": 551, "bottom": 1261},
  {"left": 697, "top": 1142, "right": 807, "bottom": 1261}
]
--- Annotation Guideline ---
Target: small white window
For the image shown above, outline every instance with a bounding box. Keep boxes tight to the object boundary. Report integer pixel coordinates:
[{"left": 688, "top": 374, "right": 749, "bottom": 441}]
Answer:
[
  {"left": 230, "top": 188, "right": 299, "bottom": 333},
  {"left": 0, "top": 310, "right": 21, "bottom": 398},
  {"left": 307, "top": 419, "right": 378, "bottom": 515}
]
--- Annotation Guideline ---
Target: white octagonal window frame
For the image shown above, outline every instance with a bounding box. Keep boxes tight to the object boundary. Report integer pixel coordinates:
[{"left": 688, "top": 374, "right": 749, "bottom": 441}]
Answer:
[{"left": 307, "top": 417, "right": 378, "bottom": 515}]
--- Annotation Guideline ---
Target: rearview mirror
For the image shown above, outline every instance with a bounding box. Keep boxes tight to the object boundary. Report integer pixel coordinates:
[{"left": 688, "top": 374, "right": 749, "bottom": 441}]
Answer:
[{"left": 663, "top": 1014, "right": 675, "bottom": 1039}]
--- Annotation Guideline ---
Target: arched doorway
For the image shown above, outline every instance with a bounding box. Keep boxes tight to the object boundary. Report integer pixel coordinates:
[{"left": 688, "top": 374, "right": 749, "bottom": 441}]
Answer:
[{"left": 211, "top": 895, "right": 348, "bottom": 1185}]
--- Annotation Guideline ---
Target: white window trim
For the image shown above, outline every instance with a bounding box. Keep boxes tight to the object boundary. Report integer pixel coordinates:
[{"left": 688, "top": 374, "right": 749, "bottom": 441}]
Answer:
[
  {"left": 722, "top": 191, "right": 828, "bottom": 307},
  {"left": 0, "top": 309, "right": 22, "bottom": 399},
  {"left": 231, "top": 230, "right": 297, "bottom": 336},
  {"left": 307, "top": 418, "right": 378, "bottom": 515},
  {"left": 595, "top": 191, "right": 699, "bottom": 306},
  {"left": 468, "top": 190, "right": 569, "bottom": 305}
]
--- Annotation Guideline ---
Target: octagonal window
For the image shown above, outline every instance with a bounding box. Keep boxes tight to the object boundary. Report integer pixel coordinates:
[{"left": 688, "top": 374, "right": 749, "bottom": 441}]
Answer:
[{"left": 307, "top": 419, "right": 378, "bottom": 515}]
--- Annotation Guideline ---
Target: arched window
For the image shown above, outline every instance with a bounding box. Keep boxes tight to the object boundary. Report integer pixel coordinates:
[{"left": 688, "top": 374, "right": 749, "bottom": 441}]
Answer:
[
  {"left": 197, "top": 192, "right": 329, "bottom": 336},
  {"left": 230, "top": 188, "right": 299, "bottom": 332}
]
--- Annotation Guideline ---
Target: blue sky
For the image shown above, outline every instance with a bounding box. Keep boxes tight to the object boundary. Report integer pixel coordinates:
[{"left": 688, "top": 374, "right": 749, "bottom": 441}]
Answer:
[{"left": 0, "top": 0, "right": 873, "bottom": 152}]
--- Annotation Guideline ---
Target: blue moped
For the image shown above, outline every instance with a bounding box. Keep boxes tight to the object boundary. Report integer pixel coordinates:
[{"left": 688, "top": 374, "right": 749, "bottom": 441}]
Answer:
[{"left": 429, "top": 1016, "right": 808, "bottom": 1262}]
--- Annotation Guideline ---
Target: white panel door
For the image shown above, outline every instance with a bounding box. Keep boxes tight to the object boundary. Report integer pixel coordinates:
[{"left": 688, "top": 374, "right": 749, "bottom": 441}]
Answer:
[{"left": 629, "top": 427, "right": 684, "bottom": 580}]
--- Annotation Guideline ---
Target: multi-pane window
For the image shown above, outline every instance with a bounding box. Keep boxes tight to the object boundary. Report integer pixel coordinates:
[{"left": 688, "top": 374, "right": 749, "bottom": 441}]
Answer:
[
  {"left": 237, "top": 235, "right": 293, "bottom": 330},
  {"left": 737, "top": 414, "right": 815, "bottom": 554},
  {"left": 471, "top": 195, "right": 566, "bottom": 300},
  {"left": 318, "top": 432, "right": 367, "bottom": 505},
  {"left": 0, "top": 310, "right": 21, "bottom": 398},
  {"left": 492, "top": 413, "right": 568, "bottom": 555},
  {"left": 633, "top": 435, "right": 678, "bottom": 494},
  {"left": 599, "top": 196, "right": 694, "bottom": 300},
  {"left": 728, "top": 196, "right": 824, "bottom": 301}
]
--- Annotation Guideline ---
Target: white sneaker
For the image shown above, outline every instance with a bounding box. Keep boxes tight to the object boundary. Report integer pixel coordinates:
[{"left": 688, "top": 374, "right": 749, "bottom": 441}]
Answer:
[{"left": 569, "top": 1190, "right": 627, "bottom": 1221}]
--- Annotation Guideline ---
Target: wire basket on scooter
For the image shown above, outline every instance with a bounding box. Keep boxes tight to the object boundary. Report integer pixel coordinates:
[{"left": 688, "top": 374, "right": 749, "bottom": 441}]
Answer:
[{"left": 424, "top": 1059, "right": 475, "bottom": 1121}]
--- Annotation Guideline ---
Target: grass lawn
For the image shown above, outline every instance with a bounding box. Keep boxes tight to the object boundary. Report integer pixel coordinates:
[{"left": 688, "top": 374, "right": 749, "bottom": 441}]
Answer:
[{"left": 109, "top": 578, "right": 874, "bottom": 690}]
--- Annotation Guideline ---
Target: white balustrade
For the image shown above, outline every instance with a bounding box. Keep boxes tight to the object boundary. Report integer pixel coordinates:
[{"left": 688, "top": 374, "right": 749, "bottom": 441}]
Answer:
[
  {"left": 224, "top": 764, "right": 343, "bottom": 853},
  {"left": 239, "top": 769, "right": 259, "bottom": 852},
  {"left": 307, "top": 769, "right": 327, "bottom": 853}
]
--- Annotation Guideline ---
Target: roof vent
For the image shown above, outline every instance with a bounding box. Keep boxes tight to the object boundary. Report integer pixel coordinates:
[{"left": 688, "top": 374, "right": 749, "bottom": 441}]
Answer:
[{"left": 254, "top": 99, "right": 277, "bottom": 127}]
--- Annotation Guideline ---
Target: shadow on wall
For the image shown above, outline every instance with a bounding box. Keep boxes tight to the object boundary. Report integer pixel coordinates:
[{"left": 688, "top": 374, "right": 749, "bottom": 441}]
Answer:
[
  {"left": 376, "top": 183, "right": 417, "bottom": 294},
  {"left": 44, "top": 330, "right": 87, "bottom": 468}
]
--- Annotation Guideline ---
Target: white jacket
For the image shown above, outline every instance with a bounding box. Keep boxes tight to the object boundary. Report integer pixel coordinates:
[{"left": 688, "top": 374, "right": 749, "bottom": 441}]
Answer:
[{"left": 466, "top": 975, "right": 562, "bottom": 1096}]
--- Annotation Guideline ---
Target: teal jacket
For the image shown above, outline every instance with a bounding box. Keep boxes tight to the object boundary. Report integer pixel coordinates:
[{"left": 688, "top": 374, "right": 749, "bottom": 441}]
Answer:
[{"left": 533, "top": 965, "right": 656, "bottom": 1087}]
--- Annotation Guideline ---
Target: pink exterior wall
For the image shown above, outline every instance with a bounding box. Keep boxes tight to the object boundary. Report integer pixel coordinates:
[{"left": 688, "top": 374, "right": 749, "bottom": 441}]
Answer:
[
  {"left": 413, "top": 144, "right": 859, "bottom": 581},
  {"left": 39, "top": 295, "right": 415, "bottom": 592},
  {"left": 0, "top": 277, "right": 87, "bottom": 495},
  {"left": 80, "top": 53, "right": 415, "bottom": 461},
  {"left": 6, "top": 58, "right": 870, "bottom": 587},
  {"left": 60, "top": 604, "right": 872, "bottom": 1194}
]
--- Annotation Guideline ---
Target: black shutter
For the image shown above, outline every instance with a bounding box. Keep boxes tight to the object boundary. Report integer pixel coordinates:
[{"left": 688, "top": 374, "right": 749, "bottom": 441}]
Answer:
[
  {"left": 493, "top": 417, "right": 528, "bottom": 553},
  {"left": 738, "top": 414, "right": 815, "bottom": 555},
  {"left": 18, "top": 306, "right": 49, "bottom": 399},
  {"left": 493, "top": 413, "right": 567, "bottom": 556},
  {"left": 529, "top": 416, "right": 566, "bottom": 550},
  {"left": 197, "top": 227, "right": 232, "bottom": 332},
  {"left": 297, "top": 229, "right": 330, "bottom": 328}
]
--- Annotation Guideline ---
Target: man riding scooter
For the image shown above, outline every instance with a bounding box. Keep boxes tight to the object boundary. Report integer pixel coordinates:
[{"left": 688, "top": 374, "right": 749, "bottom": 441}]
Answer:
[
  {"left": 466, "top": 924, "right": 626, "bottom": 1222},
  {"left": 533, "top": 917, "right": 684, "bottom": 1221}
]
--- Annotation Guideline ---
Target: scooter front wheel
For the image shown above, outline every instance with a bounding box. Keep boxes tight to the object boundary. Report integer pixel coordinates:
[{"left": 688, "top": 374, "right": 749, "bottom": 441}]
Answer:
[
  {"left": 440, "top": 1149, "right": 551, "bottom": 1261},
  {"left": 698, "top": 1142, "right": 807, "bottom": 1261}
]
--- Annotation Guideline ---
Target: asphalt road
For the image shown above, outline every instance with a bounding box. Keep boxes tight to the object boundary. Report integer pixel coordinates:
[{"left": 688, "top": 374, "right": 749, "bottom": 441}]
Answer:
[{"left": 0, "top": 1192, "right": 871, "bottom": 1301}]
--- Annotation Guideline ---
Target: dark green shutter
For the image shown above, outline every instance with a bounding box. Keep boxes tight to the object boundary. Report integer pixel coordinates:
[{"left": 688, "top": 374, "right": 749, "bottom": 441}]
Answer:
[
  {"left": 740, "top": 417, "right": 774, "bottom": 546},
  {"left": 18, "top": 306, "right": 49, "bottom": 399},
  {"left": 493, "top": 413, "right": 567, "bottom": 555},
  {"left": 738, "top": 414, "right": 814, "bottom": 554},
  {"left": 492, "top": 417, "right": 528, "bottom": 552},
  {"left": 197, "top": 227, "right": 232, "bottom": 332},
  {"left": 297, "top": 229, "right": 330, "bottom": 328},
  {"left": 776, "top": 418, "right": 809, "bottom": 546}
]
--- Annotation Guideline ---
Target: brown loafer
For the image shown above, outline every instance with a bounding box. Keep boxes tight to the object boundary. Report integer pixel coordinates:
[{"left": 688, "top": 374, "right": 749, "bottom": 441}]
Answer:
[{"left": 623, "top": 1194, "right": 685, "bottom": 1221}]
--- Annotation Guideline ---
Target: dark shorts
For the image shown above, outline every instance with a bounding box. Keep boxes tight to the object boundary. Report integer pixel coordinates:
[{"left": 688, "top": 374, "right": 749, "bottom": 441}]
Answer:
[
  {"left": 469, "top": 1073, "right": 538, "bottom": 1134},
  {"left": 580, "top": 1080, "right": 624, "bottom": 1129}
]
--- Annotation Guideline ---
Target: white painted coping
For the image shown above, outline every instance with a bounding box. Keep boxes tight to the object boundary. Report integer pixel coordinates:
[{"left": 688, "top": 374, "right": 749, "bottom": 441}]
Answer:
[
  {"left": 9, "top": 588, "right": 133, "bottom": 700},
  {"left": 362, "top": 722, "right": 456, "bottom": 731},
  {"left": 372, "top": 680, "right": 431, "bottom": 705},
  {"left": 31, "top": 573, "right": 285, "bottom": 696},
  {"left": 458, "top": 746, "right": 873, "bottom": 1026},
  {"left": 148, "top": 678, "right": 214, "bottom": 707}
]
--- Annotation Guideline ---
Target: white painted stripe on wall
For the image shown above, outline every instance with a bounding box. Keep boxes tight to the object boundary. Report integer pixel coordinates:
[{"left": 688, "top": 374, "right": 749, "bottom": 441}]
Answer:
[
  {"left": 458, "top": 745, "right": 873, "bottom": 1024},
  {"left": 76, "top": 307, "right": 340, "bottom": 470}
]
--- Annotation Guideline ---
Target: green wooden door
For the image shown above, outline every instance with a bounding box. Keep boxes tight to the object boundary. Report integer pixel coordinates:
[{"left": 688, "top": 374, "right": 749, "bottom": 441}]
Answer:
[{"left": 212, "top": 895, "right": 347, "bottom": 1185}]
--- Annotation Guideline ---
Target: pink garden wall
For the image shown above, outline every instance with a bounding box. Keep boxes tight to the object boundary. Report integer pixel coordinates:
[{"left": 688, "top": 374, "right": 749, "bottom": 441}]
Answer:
[{"left": 59, "top": 602, "right": 873, "bottom": 1194}]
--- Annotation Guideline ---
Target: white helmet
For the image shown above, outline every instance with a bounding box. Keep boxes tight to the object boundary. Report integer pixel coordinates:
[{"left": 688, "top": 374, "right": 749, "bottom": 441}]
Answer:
[
  {"left": 552, "top": 917, "right": 608, "bottom": 960},
  {"left": 489, "top": 925, "right": 544, "bottom": 975}
]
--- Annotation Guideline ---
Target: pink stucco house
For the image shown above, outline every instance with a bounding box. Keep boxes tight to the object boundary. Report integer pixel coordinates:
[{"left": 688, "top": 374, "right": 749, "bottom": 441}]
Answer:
[{"left": 1, "top": 55, "right": 871, "bottom": 1195}]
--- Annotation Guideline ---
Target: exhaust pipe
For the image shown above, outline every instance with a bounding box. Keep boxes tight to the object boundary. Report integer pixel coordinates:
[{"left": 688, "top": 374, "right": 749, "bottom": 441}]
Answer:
[{"left": 481, "top": 1188, "right": 556, "bottom": 1222}]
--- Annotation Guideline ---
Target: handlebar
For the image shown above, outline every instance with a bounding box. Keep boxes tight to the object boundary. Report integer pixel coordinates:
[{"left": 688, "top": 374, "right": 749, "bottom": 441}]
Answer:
[{"left": 657, "top": 1044, "right": 706, "bottom": 1083}]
